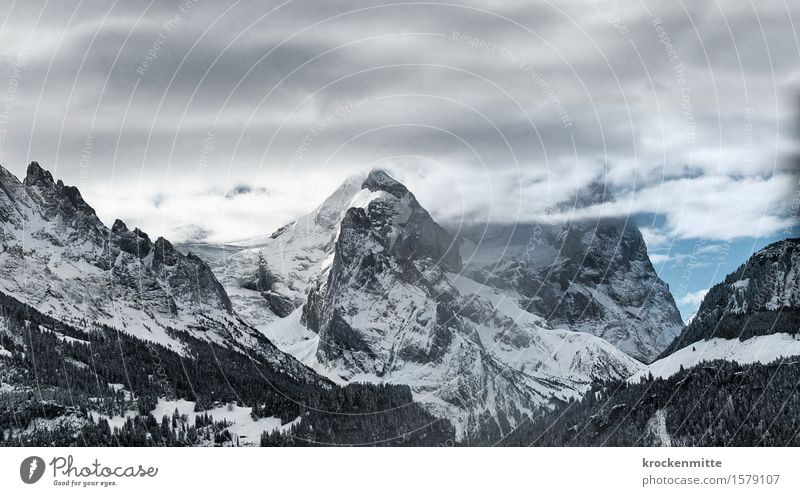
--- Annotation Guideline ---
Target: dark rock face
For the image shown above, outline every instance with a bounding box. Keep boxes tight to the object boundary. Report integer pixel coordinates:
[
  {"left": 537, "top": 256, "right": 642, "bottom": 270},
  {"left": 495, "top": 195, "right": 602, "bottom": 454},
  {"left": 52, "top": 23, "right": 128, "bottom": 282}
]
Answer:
[
  {"left": 361, "top": 169, "right": 408, "bottom": 198},
  {"left": 261, "top": 291, "right": 295, "bottom": 318},
  {"left": 360, "top": 170, "right": 462, "bottom": 272},
  {"left": 19, "top": 161, "right": 104, "bottom": 245},
  {"left": 523, "top": 220, "right": 683, "bottom": 362},
  {"left": 192, "top": 170, "right": 643, "bottom": 440},
  {"left": 113, "top": 220, "right": 152, "bottom": 258},
  {"left": 459, "top": 217, "right": 684, "bottom": 363},
  {"left": 296, "top": 170, "right": 642, "bottom": 439},
  {"left": 662, "top": 238, "right": 800, "bottom": 356},
  {"left": 303, "top": 171, "right": 465, "bottom": 371}
]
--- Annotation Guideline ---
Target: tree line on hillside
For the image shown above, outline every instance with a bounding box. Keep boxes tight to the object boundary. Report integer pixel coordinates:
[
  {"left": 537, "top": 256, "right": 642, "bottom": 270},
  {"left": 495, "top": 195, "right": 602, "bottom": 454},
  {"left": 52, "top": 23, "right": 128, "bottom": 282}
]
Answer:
[
  {"left": 495, "top": 358, "right": 800, "bottom": 447},
  {"left": 0, "top": 291, "right": 454, "bottom": 446}
]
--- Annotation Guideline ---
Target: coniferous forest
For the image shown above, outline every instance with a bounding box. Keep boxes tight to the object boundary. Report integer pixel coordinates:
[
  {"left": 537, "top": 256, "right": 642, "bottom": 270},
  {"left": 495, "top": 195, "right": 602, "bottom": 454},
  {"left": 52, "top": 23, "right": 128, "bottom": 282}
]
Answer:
[
  {"left": 0, "top": 292, "right": 455, "bottom": 446},
  {"left": 4, "top": 281, "right": 800, "bottom": 447},
  {"left": 496, "top": 358, "right": 800, "bottom": 447}
]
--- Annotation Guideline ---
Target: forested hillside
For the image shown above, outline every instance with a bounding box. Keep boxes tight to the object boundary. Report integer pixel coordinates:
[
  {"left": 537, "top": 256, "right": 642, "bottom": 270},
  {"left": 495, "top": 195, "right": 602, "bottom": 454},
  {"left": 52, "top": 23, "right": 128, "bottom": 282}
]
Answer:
[
  {"left": 0, "top": 292, "right": 454, "bottom": 446},
  {"left": 497, "top": 358, "right": 800, "bottom": 447}
]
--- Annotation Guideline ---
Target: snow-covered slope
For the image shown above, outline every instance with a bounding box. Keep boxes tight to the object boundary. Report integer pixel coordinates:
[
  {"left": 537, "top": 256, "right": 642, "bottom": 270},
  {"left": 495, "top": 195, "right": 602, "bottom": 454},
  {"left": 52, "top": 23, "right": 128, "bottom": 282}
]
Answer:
[
  {"left": 632, "top": 237, "right": 800, "bottom": 383},
  {"left": 0, "top": 162, "right": 319, "bottom": 382},
  {"left": 194, "top": 173, "right": 368, "bottom": 333},
  {"left": 202, "top": 170, "right": 642, "bottom": 440},
  {"left": 630, "top": 333, "right": 800, "bottom": 382},
  {"left": 456, "top": 195, "right": 684, "bottom": 363},
  {"left": 662, "top": 237, "right": 800, "bottom": 357}
]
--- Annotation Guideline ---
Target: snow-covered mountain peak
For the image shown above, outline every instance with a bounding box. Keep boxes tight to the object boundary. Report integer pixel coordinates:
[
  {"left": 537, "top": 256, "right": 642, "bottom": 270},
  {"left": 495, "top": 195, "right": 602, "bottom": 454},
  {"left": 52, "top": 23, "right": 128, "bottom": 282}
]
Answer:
[
  {"left": 0, "top": 162, "right": 274, "bottom": 358},
  {"left": 297, "top": 172, "right": 641, "bottom": 438},
  {"left": 457, "top": 214, "right": 684, "bottom": 362},
  {"left": 212, "top": 169, "right": 461, "bottom": 312},
  {"left": 305, "top": 171, "right": 367, "bottom": 234},
  {"left": 23, "top": 161, "right": 94, "bottom": 218},
  {"left": 341, "top": 170, "right": 462, "bottom": 272},
  {"left": 186, "top": 171, "right": 651, "bottom": 439},
  {"left": 361, "top": 169, "right": 410, "bottom": 197}
]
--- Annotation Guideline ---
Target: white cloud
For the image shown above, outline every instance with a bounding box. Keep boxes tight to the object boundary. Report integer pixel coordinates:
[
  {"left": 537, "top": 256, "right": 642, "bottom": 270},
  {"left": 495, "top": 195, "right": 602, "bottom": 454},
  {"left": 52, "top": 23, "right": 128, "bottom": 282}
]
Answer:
[
  {"left": 640, "top": 228, "right": 672, "bottom": 250},
  {"left": 677, "top": 288, "right": 710, "bottom": 307},
  {"left": 0, "top": 1, "right": 796, "bottom": 244},
  {"left": 82, "top": 169, "right": 351, "bottom": 244},
  {"left": 541, "top": 173, "right": 797, "bottom": 242},
  {"left": 74, "top": 163, "right": 798, "bottom": 245},
  {"left": 648, "top": 253, "right": 672, "bottom": 265}
]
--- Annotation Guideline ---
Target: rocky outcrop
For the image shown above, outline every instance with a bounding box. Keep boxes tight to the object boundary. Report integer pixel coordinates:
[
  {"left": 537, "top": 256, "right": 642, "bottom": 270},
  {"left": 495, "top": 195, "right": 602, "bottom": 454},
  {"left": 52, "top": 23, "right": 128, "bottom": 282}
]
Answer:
[
  {"left": 294, "top": 171, "right": 642, "bottom": 439},
  {"left": 192, "top": 171, "right": 648, "bottom": 439},
  {"left": 0, "top": 162, "right": 321, "bottom": 384},
  {"left": 457, "top": 195, "right": 684, "bottom": 363}
]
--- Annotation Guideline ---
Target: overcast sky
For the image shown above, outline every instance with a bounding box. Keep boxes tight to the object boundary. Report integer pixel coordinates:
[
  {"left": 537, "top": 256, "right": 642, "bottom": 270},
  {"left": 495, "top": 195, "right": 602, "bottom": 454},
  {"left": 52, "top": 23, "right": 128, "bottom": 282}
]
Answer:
[{"left": 0, "top": 0, "right": 798, "bottom": 315}]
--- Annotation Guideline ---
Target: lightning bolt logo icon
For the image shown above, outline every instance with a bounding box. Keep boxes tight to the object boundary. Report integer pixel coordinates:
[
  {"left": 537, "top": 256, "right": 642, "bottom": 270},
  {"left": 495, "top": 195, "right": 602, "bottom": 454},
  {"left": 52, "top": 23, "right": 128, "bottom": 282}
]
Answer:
[
  {"left": 28, "top": 459, "right": 38, "bottom": 481},
  {"left": 20, "top": 456, "right": 45, "bottom": 484}
]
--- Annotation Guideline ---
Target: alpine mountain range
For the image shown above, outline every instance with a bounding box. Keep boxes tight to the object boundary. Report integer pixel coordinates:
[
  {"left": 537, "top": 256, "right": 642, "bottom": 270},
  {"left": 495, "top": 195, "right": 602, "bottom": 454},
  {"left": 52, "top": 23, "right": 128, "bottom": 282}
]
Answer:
[{"left": 1, "top": 162, "right": 798, "bottom": 446}]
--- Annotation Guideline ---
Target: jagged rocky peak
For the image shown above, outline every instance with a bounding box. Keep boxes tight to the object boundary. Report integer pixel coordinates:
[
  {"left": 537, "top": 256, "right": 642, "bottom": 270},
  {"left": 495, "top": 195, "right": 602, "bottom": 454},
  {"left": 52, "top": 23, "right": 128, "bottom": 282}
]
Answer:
[
  {"left": 112, "top": 219, "right": 152, "bottom": 258},
  {"left": 23, "top": 160, "right": 55, "bottom": 185},
  {"left": 303, "top": 169, "right": 466, "bottom": 368},
  {"left": 345, "top": 169, "right": 462, "bottom": 272},
  {"left": 293, "top": 170, "right": 642, "bottom": 438},
  {"left": 362, "top": 169, "right": 409, "bottom": 197},
  {"left": 661, "top": 237, "right": 800, "bottom": 357},
  {"left": 0, "top": 161, "right": 242, "bottom": 348},
  {"left": 111, "top": 218, "right": 129, "bottom": 232},
  {"left": 20, "top": 161, "right": 99, "bottom": 221},
  {"left": 457, "top": 180, "right": 684, "bottom": 363}
]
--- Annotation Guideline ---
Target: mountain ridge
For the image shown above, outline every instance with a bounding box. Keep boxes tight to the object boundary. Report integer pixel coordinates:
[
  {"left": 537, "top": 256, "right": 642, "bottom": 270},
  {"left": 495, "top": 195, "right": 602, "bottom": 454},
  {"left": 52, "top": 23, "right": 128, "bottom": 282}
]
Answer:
[
  {"left": 0, "top": 162, "right": 458, "bottom": 446},
  {"left": 0, "top": 161, "right": 320, "bottom": 381},
  {"left": 197, "top": 170, "right": 646, "bottom": 439},
  {"left": 455, "top": 216, "right": 685, "bottom": 363}
]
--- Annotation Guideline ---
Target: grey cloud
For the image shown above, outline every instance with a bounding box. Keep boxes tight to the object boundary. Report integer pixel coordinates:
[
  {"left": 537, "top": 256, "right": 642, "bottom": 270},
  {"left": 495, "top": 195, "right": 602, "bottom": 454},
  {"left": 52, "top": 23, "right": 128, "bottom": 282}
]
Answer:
[{"left": 0, "top": 0, "right": 797, "bottom": 242}]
